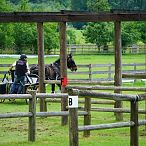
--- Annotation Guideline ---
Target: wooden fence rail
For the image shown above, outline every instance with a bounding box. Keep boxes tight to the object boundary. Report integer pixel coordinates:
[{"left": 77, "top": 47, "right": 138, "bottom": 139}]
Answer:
[{"left": 1, "top": 63, "right": 146, "bottom": 81}]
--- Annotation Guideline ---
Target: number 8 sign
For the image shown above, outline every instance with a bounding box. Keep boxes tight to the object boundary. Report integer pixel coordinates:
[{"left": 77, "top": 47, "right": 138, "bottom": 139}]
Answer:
[{"left": 68, "top": 96, "right": 78, "bottom": 108}]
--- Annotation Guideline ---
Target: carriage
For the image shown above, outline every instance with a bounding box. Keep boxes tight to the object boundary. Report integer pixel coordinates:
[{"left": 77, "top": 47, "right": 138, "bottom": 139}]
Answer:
[
  {"left": 0, "top": 53, "right": 77, "bottom": 102},
  {"left": 0, "top": 70, "right": 39, "bottom": 103}
]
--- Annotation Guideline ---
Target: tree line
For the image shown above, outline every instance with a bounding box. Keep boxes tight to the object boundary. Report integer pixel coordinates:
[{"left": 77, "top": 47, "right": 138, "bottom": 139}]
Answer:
[{"left": 0, "top": 0, "right": 146, "bottom": 54}]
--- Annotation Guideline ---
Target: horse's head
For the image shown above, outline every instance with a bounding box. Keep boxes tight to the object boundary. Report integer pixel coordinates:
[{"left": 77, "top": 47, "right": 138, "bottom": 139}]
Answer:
[
  {"left": 67, "top": 54, "right": 77, "bottom": 71},
  {"left": 30, "top": 65, "right": 39, "bottom": 75}
]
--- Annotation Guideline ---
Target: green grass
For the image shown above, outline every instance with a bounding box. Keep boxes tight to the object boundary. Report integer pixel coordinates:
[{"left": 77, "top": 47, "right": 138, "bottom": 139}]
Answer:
[{"left": 1, "top": 54, "right": 146, "bottom": 146}]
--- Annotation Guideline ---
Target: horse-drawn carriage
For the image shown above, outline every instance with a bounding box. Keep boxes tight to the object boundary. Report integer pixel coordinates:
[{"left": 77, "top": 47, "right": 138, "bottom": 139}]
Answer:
[
  {"left": 0, "top": 70, "right": 39, "bottom": 103},
  {"left": 0, "top": 53, "right": 77, "bottom": 102}
]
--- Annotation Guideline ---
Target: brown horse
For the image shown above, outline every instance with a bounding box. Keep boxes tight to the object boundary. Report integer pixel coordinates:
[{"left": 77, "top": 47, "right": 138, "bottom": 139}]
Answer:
[{"left": 30, "top": 54, "right": 77, "bottom": 93}]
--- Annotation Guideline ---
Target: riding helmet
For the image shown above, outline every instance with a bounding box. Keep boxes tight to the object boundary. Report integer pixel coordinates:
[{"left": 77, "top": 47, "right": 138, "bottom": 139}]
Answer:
[{"left": 20, "top": 54, "right": 27, "bottom": 60}]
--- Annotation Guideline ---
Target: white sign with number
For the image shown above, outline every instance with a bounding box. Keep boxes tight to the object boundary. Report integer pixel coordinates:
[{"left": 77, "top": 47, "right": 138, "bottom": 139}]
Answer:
[{"left": 68, "top": 96, "right": 78, "bottom": 108}]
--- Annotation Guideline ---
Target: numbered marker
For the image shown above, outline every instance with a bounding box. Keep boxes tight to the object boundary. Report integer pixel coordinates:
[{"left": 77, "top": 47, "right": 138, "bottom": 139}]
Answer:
[{"left": 68, "top": 96, "right": 78, "bottom": 108}]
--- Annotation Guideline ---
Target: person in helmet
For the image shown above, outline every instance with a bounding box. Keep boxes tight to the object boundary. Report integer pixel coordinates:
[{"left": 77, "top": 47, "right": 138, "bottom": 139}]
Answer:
[{"left": 9, "top": 54, "right": 30, "bottom": 94}]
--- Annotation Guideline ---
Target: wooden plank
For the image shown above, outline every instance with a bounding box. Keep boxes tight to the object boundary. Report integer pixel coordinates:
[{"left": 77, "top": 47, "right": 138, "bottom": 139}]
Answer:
[
  {"left": 0, "top": 94, "right": 32, "bottom": 99},
  {"left": 1, "top": 12, "right": 146, "bottom": 22},
  {"left": 91, "top": 107, "right": 146, "bottom": 114},
  {"left": 66, "top": 85, "right": 146, "bottom": 91},
  {"left": 36, "top": 111, "right": 87, "bottom": 117},
  {"left": 69, "top": 89, "right": 141, "bottom": 101},
  {"left": 36, "top": 93, "right": 68, "bottom": 98},
  {"left": 0, "top": 112, "right": 32, "bottom": 118},
  {"left": 78, "top": 121, "right": 134, "bottom": 131},
  {"left": 122, "top": 73, "right": 146, "bottom": 79}
]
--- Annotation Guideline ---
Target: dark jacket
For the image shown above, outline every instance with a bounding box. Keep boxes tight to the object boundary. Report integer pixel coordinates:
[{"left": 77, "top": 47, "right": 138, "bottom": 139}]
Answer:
[{"left": 15, "top": 59, "right": 27, "bottom": 76}]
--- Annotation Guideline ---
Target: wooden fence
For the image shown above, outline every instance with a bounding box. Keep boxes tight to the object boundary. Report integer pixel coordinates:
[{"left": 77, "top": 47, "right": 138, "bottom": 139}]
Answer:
[
  {"left": 1, "top": 86, "right": 146, "bottom": 145},
  {"left": 0, "top": 92, "right": 87, "bottom": 142},
  {"left": 51, "top": 44, "right": 146, "bottom": 55},
  {"left": 0, "top": 63, "right": 146, "bottom": 81},
  {"left": 68, "top": 88, "right": 146, "bottom": 146}
]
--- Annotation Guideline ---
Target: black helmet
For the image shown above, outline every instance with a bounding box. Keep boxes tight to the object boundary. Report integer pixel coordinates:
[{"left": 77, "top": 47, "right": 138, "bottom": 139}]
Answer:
[{"left": 20, "top": 54, "right": 27, "bottom": 60}]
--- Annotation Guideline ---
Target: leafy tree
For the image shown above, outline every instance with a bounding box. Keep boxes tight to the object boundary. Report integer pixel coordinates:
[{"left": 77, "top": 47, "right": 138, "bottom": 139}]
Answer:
[
  {"left": 121, "top": 22, "right": 141, "bottom": 47},
  {"left": 44, "top": 23, "right": 59, "bottom": 54},
  {"left": 83, "top": 0, "right": 112, "bottom": 51},
  {"left": 67, "top": 28, "right": 77, "bottom": 44},
  {"left": 0, "top": 24, "right": 14, "bottom": 51},
  {"left": 108, "top": 0, "right": 145, "bottom": 11},
  {"left": 71, "top": 0, "right": 87, "bottom": 11},
  {"left": 17, "top": 0, "right": 31, "bottom": 11},
  {"left": 87, "top": 0, "right": 110, "bottom": 12},
  {"left": 71, "top": 0, "right": 87, "bottom": 29},
  {"left": 0, "top": 0, "right": 14, "bottom": 12},
  {"left": 137, "top": 22, "right": 146, "bottom": 45},
  {"left": 13, "top": 23, "right": 36, "bottom": 54},
  {"left": 83, "top": 22, "right": 113, "bottom": 51}
]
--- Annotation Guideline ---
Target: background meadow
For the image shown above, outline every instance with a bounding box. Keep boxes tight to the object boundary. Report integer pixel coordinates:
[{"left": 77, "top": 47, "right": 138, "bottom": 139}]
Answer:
[{"left": 0, "top": 54, "right": 146, "bottom": 146}]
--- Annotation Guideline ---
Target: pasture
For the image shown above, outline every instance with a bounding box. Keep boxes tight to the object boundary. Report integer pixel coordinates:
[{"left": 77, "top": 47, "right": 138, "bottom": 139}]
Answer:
[{"left": 0, "top": 54, "right": 146, "bottom": 146}]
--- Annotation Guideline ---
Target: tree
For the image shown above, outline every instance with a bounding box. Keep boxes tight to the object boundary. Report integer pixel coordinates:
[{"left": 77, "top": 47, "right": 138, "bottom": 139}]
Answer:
[
  {"left": 44, "top": 23, "right": 59, "bottom": 54},
  {"left": 0, "top": 0, "right": 14, "bottom": 12},
  {"left": 83, "top": 0, "right": 112, "bottom": 51},
  {"left": 18, "top": 0, "right": 31, "bottom": 11},
  {"left": 121, "top": 22, "right": 141, "bottom": 47},
  {"left": 0, "top": 24, "right": 14, "bottom": 51},
  {"left": 67, "top": 28, "right": 77, "bottom": 44},
  {"left": 71, "top": 0, "right": 87, "bottom": 11},
  {"left": 87, "top": 0, "right": 110, "bottom": 12},
  {"left": 83, "top": 22, "right": 113, "bottom": 51},
  {"left": 13, "top": 23, "right": 36, "bottom": 54},
  {"left": 108, "top": 0, "right": 145, "bottom": 11},
  {"left": 71, "top": 0, "right": 87, "bottom": 29},
  {"left": 137, "top": 22, "right": 146, "bottom": 45}
]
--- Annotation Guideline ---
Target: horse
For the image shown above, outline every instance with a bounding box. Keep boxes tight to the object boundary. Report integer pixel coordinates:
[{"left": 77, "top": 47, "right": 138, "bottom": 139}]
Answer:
[{"left": 30, "top": 54, "right": 77, "bottom": 93}]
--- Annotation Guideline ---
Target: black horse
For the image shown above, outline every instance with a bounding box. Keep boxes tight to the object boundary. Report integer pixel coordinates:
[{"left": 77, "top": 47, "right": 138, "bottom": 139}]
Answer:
[{"left": 30, "top": 54, "right": 77, "bottom": 93}]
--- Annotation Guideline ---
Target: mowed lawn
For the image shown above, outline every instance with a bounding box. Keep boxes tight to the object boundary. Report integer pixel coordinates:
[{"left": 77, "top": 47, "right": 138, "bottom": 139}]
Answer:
[{"left": 0, "top": 54, "right": 146, "bottom": 146}]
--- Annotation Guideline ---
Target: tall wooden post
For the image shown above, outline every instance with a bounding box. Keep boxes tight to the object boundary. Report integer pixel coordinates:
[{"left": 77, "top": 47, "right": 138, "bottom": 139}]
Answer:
[
  {"left": 114, "top": 21, "right": 123, "bottom": 120},
  {"left": 84, "top": 97, "right": 91, "bottom": 137},
  {"left": 28, "top": 90, "right": 36, "bottom": 142},
  {"left": 60, "top": 22, "right": 68, "bottom": 125},
  {"left": 37, "top": 22, "right": 46, "bottom": 112},
  {"left": 130, "top": 101, "right": 138, "bottom": 146}
]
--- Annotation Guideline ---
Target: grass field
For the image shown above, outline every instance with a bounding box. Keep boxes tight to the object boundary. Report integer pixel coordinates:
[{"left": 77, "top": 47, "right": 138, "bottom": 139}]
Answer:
[{"left": 0, "top": 54, "right": 146, "bottom": 146}]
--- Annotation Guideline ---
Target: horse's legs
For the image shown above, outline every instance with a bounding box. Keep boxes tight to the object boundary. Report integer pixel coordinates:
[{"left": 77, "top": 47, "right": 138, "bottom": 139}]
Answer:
[{"left": 51, "top": 84, "right": 55, "bottom": 93}]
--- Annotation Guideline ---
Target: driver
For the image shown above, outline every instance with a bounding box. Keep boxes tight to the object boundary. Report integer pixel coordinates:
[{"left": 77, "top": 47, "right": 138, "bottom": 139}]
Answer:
[{"left": 9, "top": 54, "right": 30, "bottom": 94}]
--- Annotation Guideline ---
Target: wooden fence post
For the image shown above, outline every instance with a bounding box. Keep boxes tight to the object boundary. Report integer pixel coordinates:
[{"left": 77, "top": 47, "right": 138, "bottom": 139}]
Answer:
[
  {"left": 28, "top": 91, "right": 36, "bottom": 142},
  {"left": 37, "top": 22, "right": 46, "bottom": 112},
  {"left": 89, "top": 64, "right": 92, "bottom": 81},
  {"left": 134, "top": 63, "right": 137, "bottom": 82},
  {"left": 130, "top": 100, "right": 138, "bottom": 146},
  {"left": 68, "top": 92, "right": 79, "bottom": 146},
  {"left": 114, "top": 21, "right": 123, "bottom": 121},
  {"left": 69, "top": 107, "right": 78, "bottom": 146},
  {"left": 84, "top": 96, "right": 91, "bottom": 137},
  {"left": 60, "top": 21, "right": 68, "bottom": 126},
  {"left": 108, "top": 64, "right": 112, "bottom": 80}
]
